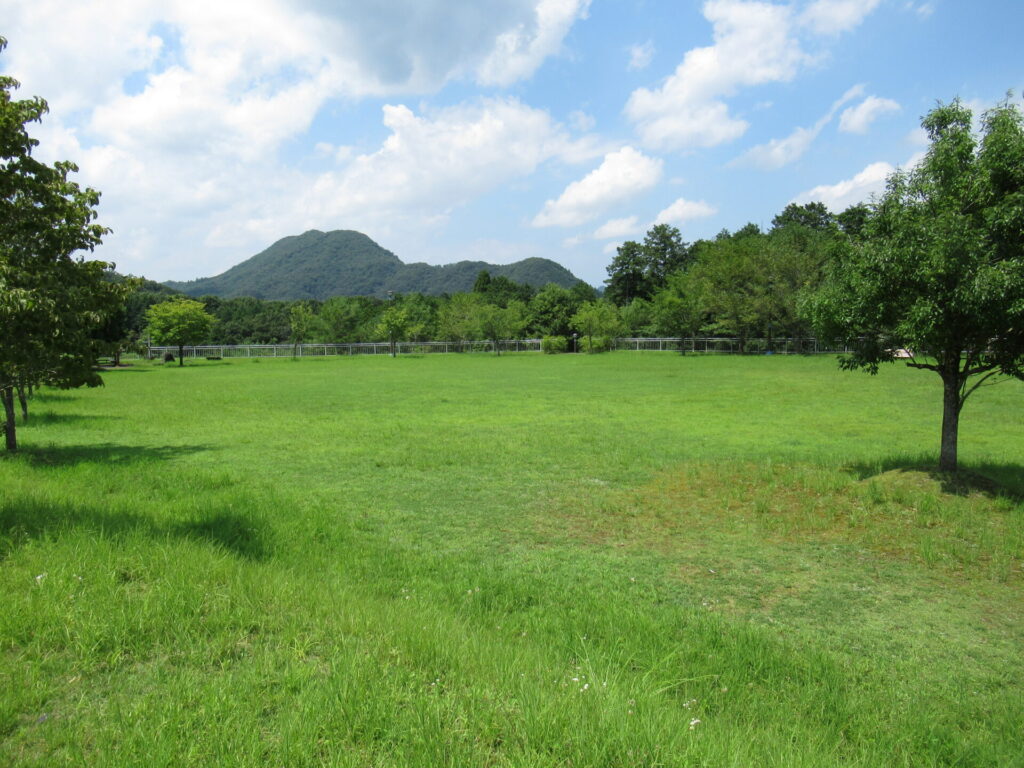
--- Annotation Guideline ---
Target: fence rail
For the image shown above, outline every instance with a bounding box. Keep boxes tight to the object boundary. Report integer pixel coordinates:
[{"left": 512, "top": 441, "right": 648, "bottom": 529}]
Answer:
[{"left": 140, "top": 337, "right": 849, "bottom": 360}]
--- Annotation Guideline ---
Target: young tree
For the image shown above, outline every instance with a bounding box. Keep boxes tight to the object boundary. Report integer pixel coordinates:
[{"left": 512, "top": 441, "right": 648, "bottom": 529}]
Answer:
[
  {"left": 375, "top": 303, "right": 409, "bottom": 357},
  {"left": 289, "top": 301, "right": 319, "bottom": 353},
  {"left": 472, "top": 300, "right": 527, "bottom": 355},
  {"left": 1, "top": 37, "right": 129, "bottom": 452},
  {"left": 146, "top": 298, "right": 215, "bottom": 366},
  {"left": 805, "top": 98, "right": 1024, "bottom": 472},
  {"left": 571, "top": 301, "right": 623, "bottom": 353}
]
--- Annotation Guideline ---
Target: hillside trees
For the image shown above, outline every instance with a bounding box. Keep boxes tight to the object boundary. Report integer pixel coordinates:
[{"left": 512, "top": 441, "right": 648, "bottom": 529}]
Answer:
[
  {"left": 146, "top": 298, "right": 215, "bottom": 365},
  {"left": 805, "top": 98, "right": 1024, "bottom": 472},
  {"left": 1, "top": 37, "right": 131, "bottom": 451}
]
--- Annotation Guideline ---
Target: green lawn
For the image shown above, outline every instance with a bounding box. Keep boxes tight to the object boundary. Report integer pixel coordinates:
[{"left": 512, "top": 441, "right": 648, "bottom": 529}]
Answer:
[{"left": 1, "top": 353, "right": 1021, "bottom": 767}]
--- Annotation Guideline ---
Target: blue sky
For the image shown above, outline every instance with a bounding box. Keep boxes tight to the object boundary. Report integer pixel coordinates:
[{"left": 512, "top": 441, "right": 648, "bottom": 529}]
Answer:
[{"left": 2, "top": 0, "right": 1021, "bottom": 287}]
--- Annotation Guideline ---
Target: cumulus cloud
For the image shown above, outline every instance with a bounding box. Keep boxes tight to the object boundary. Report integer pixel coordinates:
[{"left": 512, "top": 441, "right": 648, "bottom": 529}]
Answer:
[
  {"left": 800, "top": 0, "right": 883, "bottom": 35},
  {"left": 532, "top": 146, "right": 663, "bottom": 228},
  {"left": 57, "top": 98, "right": 595, "bottom": 279},
  {"left": 625, "top": 0, "right": 882, "bottom": 151},
  {"left": 628, "top": 41, "right": 656, "bottom": 71},
  {"left": 839, "top": 95, "right": 901, "bottom": 134},
  {"left": 733, "top": 84, "right": 863, "bottom": 169},
  {"left": 791, "top": 160, "right": 894, "bottom": 210},
  {"left": 477, "top": 0, "right": 593, "bottom": 86},
  {"left": 594, "top": 216, "right": 643, "bottom": 239},
  {"left": 625, "top": 1, "right": 810, "bottom": 149},
  {"left": 654, "top": 198, "right": 718, "bottom": 225},
  {"left": 0, "top": 0, "right": 597, "bottom": 280}
]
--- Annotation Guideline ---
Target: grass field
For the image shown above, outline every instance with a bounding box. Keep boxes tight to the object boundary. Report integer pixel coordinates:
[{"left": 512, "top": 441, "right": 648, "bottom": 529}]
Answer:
[{"left": 1, "top": 353, "right": 1022, "bottom": 767}]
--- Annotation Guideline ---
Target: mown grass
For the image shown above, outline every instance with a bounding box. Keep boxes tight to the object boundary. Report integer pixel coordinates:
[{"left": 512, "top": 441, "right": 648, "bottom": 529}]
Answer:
[{"left": 1, "top": 353, "right": 1021, "bottom": 766}]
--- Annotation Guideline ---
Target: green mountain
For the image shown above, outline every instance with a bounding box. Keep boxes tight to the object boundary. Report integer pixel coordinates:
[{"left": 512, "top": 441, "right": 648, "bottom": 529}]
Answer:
[{"left": 164, "top": 230, "right": 585, "bottom": 300}]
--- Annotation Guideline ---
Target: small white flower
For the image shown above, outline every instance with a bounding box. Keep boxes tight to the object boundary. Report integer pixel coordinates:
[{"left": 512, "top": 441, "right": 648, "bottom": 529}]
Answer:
[
  {"left": 35, "top": 573, "right": 47, "bottom": 584},
  {"left": 689, "top": 718, "right": 701, "bottom": 730}
]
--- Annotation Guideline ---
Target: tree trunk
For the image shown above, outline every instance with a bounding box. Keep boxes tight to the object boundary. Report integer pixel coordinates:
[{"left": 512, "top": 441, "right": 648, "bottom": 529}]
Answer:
[
  {"left": 178, "top": 344, "right": 184, "bottom": 366},
  {"left": 939, "top": 373, "right": 961, "bottom": 473},
  {"left": 2, "top": 387, "right": 17, "bottom": 452},
  {"left": 16, "top": 383, "right": 28, "bottom": 424}
]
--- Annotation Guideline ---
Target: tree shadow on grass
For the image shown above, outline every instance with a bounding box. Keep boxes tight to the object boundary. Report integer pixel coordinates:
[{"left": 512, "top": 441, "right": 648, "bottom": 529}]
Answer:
[
  {"left": 845, "top": 454, "right": 1024, "bottom": 501},
  {"left": 26, "top": 411, "right": 124, "bottom": 425},
  {"left": 19, "top": 442, "right": 212, "bottom": 468},
  {"left": 0, "top": 497, "right": 270, "bottom": 561}
]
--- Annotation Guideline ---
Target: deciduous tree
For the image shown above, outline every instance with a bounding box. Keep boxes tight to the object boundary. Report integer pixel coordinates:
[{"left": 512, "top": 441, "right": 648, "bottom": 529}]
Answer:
[
  {"left": 146, "top": 298, "right": 215, "bottom": 366},
  {"left": 1, "top": 37, "right": 129, "bottom": 451},
  {"left": 805, "top": 98, "right": 1024, "bottom": 472}
]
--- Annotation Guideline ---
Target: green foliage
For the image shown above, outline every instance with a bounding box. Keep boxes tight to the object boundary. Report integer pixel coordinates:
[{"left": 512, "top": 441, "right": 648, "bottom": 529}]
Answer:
[
  {"left": 578, "top": 335, "right": 614, "bottom": 353},
  {"left": 288, "top": 301, "right": 320, "bottom": 348},
  {"left": 437, "top": 292, "right": 484, "bottom": 344},
  {"left": 472, "top": 270, "right": 535, "bottom": 306},
  {"left": 805, "top": 97, "right": 1024, "bottom": 471},
  {"left": 374, "top": 303, "right": 409, "bottom": 356},
  {"left": 771, "top": 201, "right": 835, "bottom": 231},
  {"left": 619, "top": 297, "right": 656, "bottom": 336},
  {"left": 652, "top": 271, "right": 705, "bottom": 344},
  {"left": 605, "top": 224, "right": 692, "bottom": 305},
  {"left": 528, "top": 283, "right": 581, "bottom": 337},
  {"left": 145, "top": 298, "right": 215, "bottom": 365},
  {"left": 571, "top": 300, "right": 622, "bottom": 352},
  {"left": 0, "top": 37, "right": 130, "bottom": 450},
  {"left": 320, "top": 295, "right": 384, "bottom": 343},
  {"left": 540, "top": 335, "right": 568, "bottom": 354},
  {"left": 165, "top": 229, "right": 583, "bottom": 300}
]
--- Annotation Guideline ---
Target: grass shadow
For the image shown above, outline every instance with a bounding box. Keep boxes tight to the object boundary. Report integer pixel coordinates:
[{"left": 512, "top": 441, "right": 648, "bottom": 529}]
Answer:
[
  {"left": 846, "top": 454, "right": 1024, "bottom": 500},
  {"left": 0, "top": 497, "right": 270, "bottom": 561},
  {"left": 20, "top": 442, "right": 212, "bottom": 468}
]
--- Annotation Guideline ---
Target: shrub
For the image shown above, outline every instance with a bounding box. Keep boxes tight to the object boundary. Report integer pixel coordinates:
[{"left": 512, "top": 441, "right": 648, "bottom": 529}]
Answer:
[
  {"left": 579, "top": 336, "right": 614, "bottom": 354},
  {"left": 541, "top": 335, "right": 568, "bottom": 354}
]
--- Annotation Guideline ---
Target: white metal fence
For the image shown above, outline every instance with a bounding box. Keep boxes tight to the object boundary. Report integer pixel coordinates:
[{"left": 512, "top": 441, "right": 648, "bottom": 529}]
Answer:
[
  {"left": 143, "top": 339, "right": 544, "bottom": 359},
  {"left": 141, "top": 337, "right": 848, "bottom": 360}
]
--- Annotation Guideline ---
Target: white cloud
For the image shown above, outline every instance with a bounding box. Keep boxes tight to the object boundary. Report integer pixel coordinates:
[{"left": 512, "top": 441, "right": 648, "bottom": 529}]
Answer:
[
  {"left": 0, "top": 0, "right": 597, "bottom": 280},
  {"left": 62, "top": 98, "right": 595, "bottom": 279},
  {"left": 477, "top": 0, "right": 593, "bottom": 86},
  {"left": 568, "top": 110, "right": 596, "bottom": 132},
  {"left": 801, "top": 0, "right": 883, "bottom": 35},
  {"left": 625, "top": 0, "right": 810, "bottom": 150},
  {"left": 594, "top": 216, "right": 642, "bottom": 239},
  {"left": 654, "top": 198, "right": 717, "bottom": 225},
  {"left": 904, "top": 2, "right": 935, "bottom": 19},
  {"left": 625, "top": 0, "right": 883, "bottom": 151},
  {"left": 733, "top": 84, "right": 863, "bottom": 169},
  {"left": 532, "top": 146, "right": 663, "bottom": 228},
  {"left": 839, "top": 95, "right": 901, "bottom": 133},
  {"left": 0, "top": 0, "right": 590, "bottom": 114},
  {"left": 791, "top": 160, "right": 893, "bottom": 210},
  {"left": 628, "top": 41, "right": 656, "bottom": 71}
]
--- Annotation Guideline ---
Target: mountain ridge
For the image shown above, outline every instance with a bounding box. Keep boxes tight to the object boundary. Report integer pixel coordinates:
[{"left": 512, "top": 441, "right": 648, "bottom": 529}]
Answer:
[{"left": 164, "top": 230, "right": 585, "bottom": 300}]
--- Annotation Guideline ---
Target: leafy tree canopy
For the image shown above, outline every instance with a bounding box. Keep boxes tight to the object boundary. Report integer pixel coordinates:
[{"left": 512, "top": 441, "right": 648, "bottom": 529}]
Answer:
[
  {"left": 1, "top": 36, "right": 129, "bottom": 451},
  {"left": 805, "top": 97, "right": 1024, "bottom": 472},
  {"left": 146, "top": 298, "right": 215, "bottom": 366}
]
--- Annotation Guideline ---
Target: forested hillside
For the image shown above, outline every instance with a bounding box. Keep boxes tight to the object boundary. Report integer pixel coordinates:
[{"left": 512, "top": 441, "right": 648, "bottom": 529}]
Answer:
[{"left": 165, "top": 230, "right": 582, "bottom": 300}]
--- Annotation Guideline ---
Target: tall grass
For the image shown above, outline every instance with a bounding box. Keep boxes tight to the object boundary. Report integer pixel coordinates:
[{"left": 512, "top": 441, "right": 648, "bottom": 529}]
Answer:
[{"left": 1, "top": 354, "right": 1021, "bottom": 766}]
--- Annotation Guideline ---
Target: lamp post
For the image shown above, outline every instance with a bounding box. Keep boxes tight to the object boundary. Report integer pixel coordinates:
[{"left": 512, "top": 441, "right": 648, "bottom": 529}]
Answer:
[{"left": 572, "top": 332, "right": 578, "bottom": 354}]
